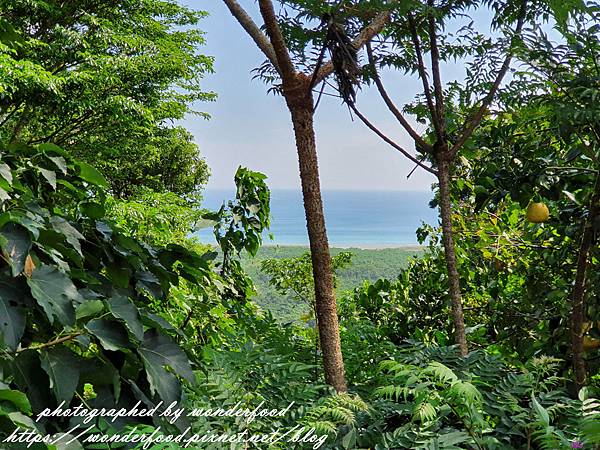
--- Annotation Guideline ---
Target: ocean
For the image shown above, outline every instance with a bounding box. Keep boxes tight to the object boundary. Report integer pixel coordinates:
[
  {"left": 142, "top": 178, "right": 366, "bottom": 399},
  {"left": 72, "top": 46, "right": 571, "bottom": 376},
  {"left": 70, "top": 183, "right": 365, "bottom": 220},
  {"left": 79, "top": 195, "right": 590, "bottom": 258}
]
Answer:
[{"left": 196, "top": 189, "right": 439, "bottom": 247}]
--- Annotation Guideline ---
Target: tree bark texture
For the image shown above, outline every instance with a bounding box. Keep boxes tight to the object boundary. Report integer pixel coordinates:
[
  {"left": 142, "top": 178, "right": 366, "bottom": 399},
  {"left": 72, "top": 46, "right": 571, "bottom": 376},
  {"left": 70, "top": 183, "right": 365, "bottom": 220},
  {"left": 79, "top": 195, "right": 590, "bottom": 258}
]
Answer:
[
  {"left": 437, "top": 155, "right": 468, "bottom": 356},
  {"left": 571, "top": 173, "right": 600, "bottom": 390},
  {"left": 285, "top": 75, "right": 347, "bottom": 392}
]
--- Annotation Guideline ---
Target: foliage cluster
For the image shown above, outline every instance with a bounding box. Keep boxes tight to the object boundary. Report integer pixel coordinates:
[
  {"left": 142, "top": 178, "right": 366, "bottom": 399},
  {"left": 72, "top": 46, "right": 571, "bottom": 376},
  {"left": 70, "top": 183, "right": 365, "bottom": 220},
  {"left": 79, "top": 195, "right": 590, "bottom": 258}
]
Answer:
[{"left": 0, "top": 0, "right": 213, "bottom": 198}]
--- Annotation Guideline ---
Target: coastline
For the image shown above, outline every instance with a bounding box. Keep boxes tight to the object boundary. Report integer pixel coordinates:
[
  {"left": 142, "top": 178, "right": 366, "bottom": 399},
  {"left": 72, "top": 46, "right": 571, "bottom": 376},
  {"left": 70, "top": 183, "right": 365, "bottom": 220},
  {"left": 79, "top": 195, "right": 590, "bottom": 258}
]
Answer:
[
  {"left": 259, "top": 243, "right": 426, "bottom": 251},
  {"left": 208, "top": 242, "right": 426, "bottom": 252}
]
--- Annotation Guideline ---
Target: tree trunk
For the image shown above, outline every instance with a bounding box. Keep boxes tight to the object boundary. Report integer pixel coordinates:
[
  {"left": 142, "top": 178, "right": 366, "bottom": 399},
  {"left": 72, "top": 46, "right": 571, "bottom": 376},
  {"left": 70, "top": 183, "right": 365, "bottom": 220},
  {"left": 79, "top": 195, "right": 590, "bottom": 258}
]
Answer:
[
  {"left": 285, "top": 76, "right": 347, "bottom": 393},
  {"left": 437, "top": 155, "right": 468, "bottom": 356},
  {"left": 571, "top": 173, "right": 600, "bottom": 390}
]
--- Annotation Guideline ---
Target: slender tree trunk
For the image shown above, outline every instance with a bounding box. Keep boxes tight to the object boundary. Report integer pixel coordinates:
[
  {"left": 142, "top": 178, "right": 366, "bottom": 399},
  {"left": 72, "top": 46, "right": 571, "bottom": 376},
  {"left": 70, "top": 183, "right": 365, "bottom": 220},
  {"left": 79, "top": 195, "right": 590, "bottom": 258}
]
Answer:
[
  {"left": 571, "top": 172, "right": 600, "bottom": 390},
  {"left": 437, "top": 154, "right": 468, "bottom": 356},
  {"left": 285, "top": 76, "right": 347, "bottom": 392}
]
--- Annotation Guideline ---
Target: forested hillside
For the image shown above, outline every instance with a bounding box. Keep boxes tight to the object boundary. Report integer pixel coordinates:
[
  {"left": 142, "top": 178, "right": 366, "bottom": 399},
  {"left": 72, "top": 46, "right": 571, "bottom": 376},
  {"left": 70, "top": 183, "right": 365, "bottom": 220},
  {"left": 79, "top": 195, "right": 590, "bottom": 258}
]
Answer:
[
  {"left": 242, "top": 246, "right": 423, "bottom": 322},
  {"left": 1, "top": 0, "right": 600, "bottom": 449}
]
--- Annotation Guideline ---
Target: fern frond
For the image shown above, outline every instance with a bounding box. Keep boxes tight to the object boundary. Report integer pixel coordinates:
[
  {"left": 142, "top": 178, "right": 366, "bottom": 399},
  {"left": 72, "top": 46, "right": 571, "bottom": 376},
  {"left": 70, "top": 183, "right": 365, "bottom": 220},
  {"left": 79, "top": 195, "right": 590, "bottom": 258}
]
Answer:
[
  {"left": 425, "top": 361, "right": 459, "bottom": 385},
  {"left": 413, "top": 400, "right": 437, "bottom": 423}
]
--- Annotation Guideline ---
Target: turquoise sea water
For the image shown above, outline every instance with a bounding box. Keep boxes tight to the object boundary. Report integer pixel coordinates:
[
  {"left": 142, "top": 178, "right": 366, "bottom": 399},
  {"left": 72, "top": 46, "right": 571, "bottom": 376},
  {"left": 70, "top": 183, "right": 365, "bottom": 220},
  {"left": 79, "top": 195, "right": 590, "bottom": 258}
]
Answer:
[{"left": 196, "top": 189, "right": 439, "bottom": 246}]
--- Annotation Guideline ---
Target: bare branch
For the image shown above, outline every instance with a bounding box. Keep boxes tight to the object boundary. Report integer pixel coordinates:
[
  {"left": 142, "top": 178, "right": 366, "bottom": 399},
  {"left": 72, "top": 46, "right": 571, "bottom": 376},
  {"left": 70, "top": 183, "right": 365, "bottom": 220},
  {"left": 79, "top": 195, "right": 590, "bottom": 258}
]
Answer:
[
  {"left": 258, "top": 0, "right": 297, "bottom": 80},
  {"left": 450, "top": 0, "right": 528, "bottom": 157},
  {"left": 366, "top": 42, "right": 433, "bottom": 152},
  {"left": 17, "top": 332, "right": 82, "bottom": 353},
  {"left": 428, "top": 11, "right": 445, "bottom": 140},
  {"left": 314, "top": 11, "right": 390, "bottom": 84},
  {"left": 222, "top": 0, "right": 281, "bottom": 75},
  {"left": 407, "top": 13, "right": 441, "bottom": 136},
  {"left": 348, "top": 102, "right": 438, "bottom": 176}
]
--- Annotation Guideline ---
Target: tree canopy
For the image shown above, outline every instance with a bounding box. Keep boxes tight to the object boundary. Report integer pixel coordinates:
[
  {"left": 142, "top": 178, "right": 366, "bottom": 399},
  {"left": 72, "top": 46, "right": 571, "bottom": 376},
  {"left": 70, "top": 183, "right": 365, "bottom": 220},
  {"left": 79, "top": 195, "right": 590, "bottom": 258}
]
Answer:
[{"left": 0, "top": 0, "right": 214, "bottom": 197}]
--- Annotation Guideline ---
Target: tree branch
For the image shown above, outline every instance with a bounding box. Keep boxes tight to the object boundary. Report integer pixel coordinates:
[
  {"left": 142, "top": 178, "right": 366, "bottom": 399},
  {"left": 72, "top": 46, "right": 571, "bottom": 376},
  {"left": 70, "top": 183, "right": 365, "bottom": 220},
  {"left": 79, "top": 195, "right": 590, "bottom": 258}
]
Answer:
[
  {"left": 407, "top": 13, "right": 441, "bottom": 136},
  {"left": 366, "top": 42, "right": 432, "bottom": 152},
  {"left": 258, "top": 0, "right": 296, "bottom": 80},
  {"left": 348, "top": 102, "right": 438, "bottom": 176},
  {"left": 314, "top": 11, "right": 390, "bottom": 84},
  {"left": 449, "top": 0, "right": 527, "bottom": 158},
  {"left": 0, "top": 101, "right": 24, "bottom": 128},
  {"left": 222, "top": 0, "right": 281, "bottom": 75},
  {"left": 428, "top": 11, "right": 445, "bottom": 141},
  {"left": 17, "top": 332, "right": 82, "bottom": 353}
]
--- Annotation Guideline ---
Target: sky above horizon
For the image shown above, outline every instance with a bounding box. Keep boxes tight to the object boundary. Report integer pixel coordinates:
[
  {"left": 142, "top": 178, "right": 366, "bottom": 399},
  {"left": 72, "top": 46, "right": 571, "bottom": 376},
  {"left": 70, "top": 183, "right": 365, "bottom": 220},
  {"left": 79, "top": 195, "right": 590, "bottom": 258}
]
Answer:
[{"left": 182, "top": 0, "right": 494, "bottom": 191}]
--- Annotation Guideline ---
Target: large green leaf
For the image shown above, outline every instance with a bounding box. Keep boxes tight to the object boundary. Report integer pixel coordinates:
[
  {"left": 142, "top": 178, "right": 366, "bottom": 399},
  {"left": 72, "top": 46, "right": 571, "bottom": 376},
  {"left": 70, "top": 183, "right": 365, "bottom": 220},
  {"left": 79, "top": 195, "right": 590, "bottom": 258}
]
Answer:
[
  {"left": 78, "top": 162, "right": 108, "bottom": 188},
  {"left": 135, "top": 270, "right": 163, "bottom": 299},
  {"left": 40, "top": 347, "right": 80, "bottom": 405},
  {"left": 27, "top": 265, "right": 79, "bottom": 326},
  {"left": 0, "top": 186, "right": 9, "bottom": 202},
  {"left": 139, "top": 308, "right": 183, "bottom": 337},
  {"left": 79, "top": 201, "right": 105, "bottom": 220},
  {"left": 0, "top": 386, "right": 32, "bottom": 414},
  {"left": 107, "top": 293, "right": 144, "bottom": 341},
  {"left": 11, "top": 351, "right": 53, "bottom": 413},
  {"left": 0, "top": 284, "right": 25, "bottom": 351},
  {"left": 85, "top": 319, "right": 131, "bottom": 351},
  {"left": 0, "top": 162, "right": 13, "bottom": 185},
  {"left": 38, "top": 167, "right": 57, "bottom": 190},
  {"left": 105, "top": 263, "right": 132, "bottom": 288},
  {"left": 138, "top": 330, "right": 194, "bottom": 404},
  {"left": 0, "top": 222, "right": 31, "bottom": 277},
  {"left": 50, "top": 216, "right": 84, "bottom": 256},
  {"left": 75, "top": 300, "right": 104, "bottom": 320},
  {"left": 532, "top": 395, "right": 550, "bottom": 427},
  {"left": 47, "top": 155, "right": 68, "bottom": 174}
]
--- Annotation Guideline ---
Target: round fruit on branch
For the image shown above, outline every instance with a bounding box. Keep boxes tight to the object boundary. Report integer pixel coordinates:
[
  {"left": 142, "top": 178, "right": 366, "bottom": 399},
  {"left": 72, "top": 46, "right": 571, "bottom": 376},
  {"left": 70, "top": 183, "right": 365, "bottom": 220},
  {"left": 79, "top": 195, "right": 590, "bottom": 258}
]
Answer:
[{"left": 526, "top": 202, "right": 550, "bottom": 223}]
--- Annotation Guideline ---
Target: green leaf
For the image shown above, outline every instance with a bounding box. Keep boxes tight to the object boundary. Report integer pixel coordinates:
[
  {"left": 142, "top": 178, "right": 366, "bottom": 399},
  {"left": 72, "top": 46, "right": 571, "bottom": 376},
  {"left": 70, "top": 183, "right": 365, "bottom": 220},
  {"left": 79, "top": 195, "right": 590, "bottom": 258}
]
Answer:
[
  {"left": 0, "top": 284, "right": 25, "bottom": 351},
  {"left": 96, "top": 221, "right": 113, "bottom": 240},
  {"left": 7, "top": 411, "right": 37, "bottom": 430},
  {"left": 50, "top": 216, "right": 84, "bottom": 256},
  {"left": 12, "top": 351, "right": 53, "bottom": 412},
  {"left": 75, "top": 299, "right": 104, "bottom": 320},
  {"left": 138, "top": 330, "right": 194, "bottom": 403},
  {"left": 105, "top": 263, "right": 132, "bottom": 288},
  {"left": 80, "top": 202, "right": 105, "bottom": 220},
  {"left": 38, "top": 142, "right": 68, "bottom": 157},
  {"left": 78, "top": 162, "right": 108, "bottom": 188},
  {"left": 140, "top": 308, "right": 183, "bottom": 337},
  {"left": 135, "top": 270, "right": 162, "bottom": 299},
  {"left": 342, "top": 429, "right": 356, "bottom": 449},
  {"left": 107, "top": 293, "right": 144, "bottom": 341},
  {"left": 532, "top": 395, "right": 550, "bottom": 426},
  {"left": 0, "top": 222, "right": 31, "bottom": 277},
  {"left": 40, "top": 347, "right": 80, "bottom": 404},
  {"left": 85, "top": 319, "right": 131, "bottom": 351},
  {"left": 38, "top": 167, "right": 57, "bottom": 190},
  {"left": 547, "top": 0, "right": 585, "bottom": 25},
  {"left": 0, "top": 387, "right": 32, "bottom": 414},
  {"left": 47, "top": 156, "right": 67, "bottom": 174},
  {"left": 562, "top": 190, "right": 578, "bottom": 204},
  {"left": 0, "top": 162, "right": 13, "bottom": 185},
  {"left": 0, "top": 186, "right": 9, "bottom": 202},
  {"left": 27, "top": 265, "right": 78, "bottom": 326},
  {"left": 50, "top": 435, "right": 85, "bottom": 450}
]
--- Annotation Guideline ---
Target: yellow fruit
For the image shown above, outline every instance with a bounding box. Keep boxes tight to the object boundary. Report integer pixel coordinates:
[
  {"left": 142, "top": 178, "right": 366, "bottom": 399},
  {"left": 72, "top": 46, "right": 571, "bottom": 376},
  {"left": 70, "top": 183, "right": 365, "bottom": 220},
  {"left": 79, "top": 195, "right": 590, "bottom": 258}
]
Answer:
[
  {"left": 583, "top": 336, "right": 600, "bottom": 352},
  {"left": 526, "top": 202, "right": 550, "bottom": 223}
]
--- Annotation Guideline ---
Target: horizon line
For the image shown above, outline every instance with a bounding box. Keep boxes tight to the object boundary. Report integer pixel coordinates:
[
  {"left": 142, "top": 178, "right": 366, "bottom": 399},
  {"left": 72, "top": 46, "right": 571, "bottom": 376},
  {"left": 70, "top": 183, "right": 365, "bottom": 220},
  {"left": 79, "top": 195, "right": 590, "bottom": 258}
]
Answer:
[{"left": 203, "top": 187, "right": 434, "bottom": 193}]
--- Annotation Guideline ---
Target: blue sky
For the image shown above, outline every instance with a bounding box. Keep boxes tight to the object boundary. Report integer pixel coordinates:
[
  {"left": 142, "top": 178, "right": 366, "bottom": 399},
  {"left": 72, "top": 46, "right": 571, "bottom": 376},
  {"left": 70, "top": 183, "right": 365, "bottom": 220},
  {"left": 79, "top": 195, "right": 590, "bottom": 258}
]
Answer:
[{"left": 182, "top": 0, "right": 495, "bottom": 191}]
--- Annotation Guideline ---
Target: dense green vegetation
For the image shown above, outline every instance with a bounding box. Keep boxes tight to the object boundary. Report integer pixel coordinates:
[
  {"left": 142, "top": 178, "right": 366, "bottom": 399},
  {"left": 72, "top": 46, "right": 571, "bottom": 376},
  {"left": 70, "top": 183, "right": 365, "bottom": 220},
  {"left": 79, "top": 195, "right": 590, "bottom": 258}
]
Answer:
[
  {"left": 0, "top": 0, "right": 213, "bottom": 198},
  {"left": 1, "top": 0, "right": 600, "bottom": 449},
  {"left": 242, "top": 246, "right": 423, "bottom": 322}
]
